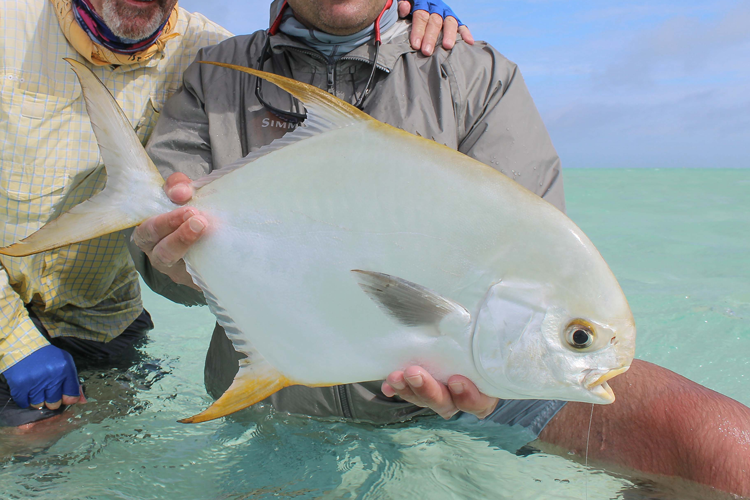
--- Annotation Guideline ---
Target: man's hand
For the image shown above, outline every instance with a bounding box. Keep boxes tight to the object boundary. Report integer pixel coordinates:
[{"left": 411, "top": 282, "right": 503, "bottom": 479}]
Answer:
[
  {"left": 382, "top": 365, "right": 498, "bottom": 419},
  {"left": 132, "top": 173, "right": 206, "bottom": 290},
  {"left": 3, "top": 345, "right": 85, "bottom": 410},
  {"left": 398, "top": 0, "right": 475, "bottom": 56}
]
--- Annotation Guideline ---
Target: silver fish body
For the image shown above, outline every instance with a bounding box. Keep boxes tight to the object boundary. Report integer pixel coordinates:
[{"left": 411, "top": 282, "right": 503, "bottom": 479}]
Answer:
[{"left": 0, "top": 60, "right": 635, "bottom": 423}]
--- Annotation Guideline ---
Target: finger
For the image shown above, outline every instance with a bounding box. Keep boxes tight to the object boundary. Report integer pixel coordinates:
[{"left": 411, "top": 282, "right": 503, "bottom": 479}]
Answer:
[
  {"left": 441, "top": 16, "right": 459, "bottom": 50},
  {"left": 61, "top": 394, "right": 81, "bottom": 405},
  {"left": 397, "top": 0, "right": 411, "bottom": 18},
  {"left": 62, "top": 385, "right": 85, "bottom": 406},
  {"left": 164, "top": 172, "right": 194, "bottom": 204},
  {"left": 458, "top": 25, "right": 474, "bottom": 45},
  {"left": 384, "top": 372, "right": 419, "bottom": 402},
  {"left": 44, "top": 380, "right": 65, "bottom": 409},
  {"left": 45, "top": 400, "right": 62, "bottom": 410},
  {"left": 421, "top": 13, "right": 444, "bottom": 56},
  {"left": 132, "top": 207, "right": 199, "bottom": 254},
  {"left": 382, "top": 381, "right": 396, "bottom": 398},
  {"left": 10, "top": 388, "right": 30, "bottom": 409},
  {"left": 78, "top": 385, "right": 87, "bottom": 404},
  {"left": 410, "top": 9, "right": 430, "bottom": 50},
  {"left": 150, "top": 215, "right": 207, "bottom": 268},
  {"left": 61, "top": 358, "right": 80, "bottom": 396},
  {"left": 447, "top": 375, "right": 499, "bottom": 419},
  {"left": 403, "top": 366, "right": 458, "bottom": 418},
  {"left": 28, "top": 387, "right": 45, "bottom": 409}
]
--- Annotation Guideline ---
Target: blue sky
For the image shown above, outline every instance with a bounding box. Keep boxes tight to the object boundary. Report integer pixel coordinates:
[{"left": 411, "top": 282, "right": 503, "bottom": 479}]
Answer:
[{"left": 179, "top": 0, "right": 750, "bottom": 168}]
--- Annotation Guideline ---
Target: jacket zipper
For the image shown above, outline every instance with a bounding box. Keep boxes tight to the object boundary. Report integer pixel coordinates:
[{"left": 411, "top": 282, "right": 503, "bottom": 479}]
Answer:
[
  {"left": 326, "top": 61, "right": 336, "bottom": 94},
  {"left": 337, "top": 385, "right": 353, "bottom": 419}
]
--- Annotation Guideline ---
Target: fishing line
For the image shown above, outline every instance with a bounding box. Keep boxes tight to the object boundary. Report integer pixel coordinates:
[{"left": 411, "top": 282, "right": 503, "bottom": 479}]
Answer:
[{"left": 584, "top": 403, "right": 594, "bottom": 500}]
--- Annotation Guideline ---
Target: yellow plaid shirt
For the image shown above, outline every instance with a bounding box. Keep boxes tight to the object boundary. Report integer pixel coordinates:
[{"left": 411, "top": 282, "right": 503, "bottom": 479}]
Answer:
[{"left": 0, "top": 0, "right": 231, "bottom": 371}]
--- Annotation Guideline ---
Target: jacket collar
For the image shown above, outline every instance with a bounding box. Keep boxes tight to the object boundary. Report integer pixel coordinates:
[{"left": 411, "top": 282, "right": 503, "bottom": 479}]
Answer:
[{"left": 268, "top": 20, "right": 417, "bottom": 73}]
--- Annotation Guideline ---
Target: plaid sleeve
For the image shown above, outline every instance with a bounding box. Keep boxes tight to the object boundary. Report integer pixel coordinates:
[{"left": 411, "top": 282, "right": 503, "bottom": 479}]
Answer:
[{"left": 0, "top": 264, "right": 49, "bottom": 372}]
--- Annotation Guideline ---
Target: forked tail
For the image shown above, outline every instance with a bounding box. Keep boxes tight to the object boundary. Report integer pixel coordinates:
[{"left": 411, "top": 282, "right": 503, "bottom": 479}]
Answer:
[{"left": 0, "top": 59, "right": 173, "bottom": 257}]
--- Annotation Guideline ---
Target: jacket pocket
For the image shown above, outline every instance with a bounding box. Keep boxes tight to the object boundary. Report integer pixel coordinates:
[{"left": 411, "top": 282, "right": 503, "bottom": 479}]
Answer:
[
  {"left": 0, "top": 82, "right": 91, "bottom": 197},
  {"left": 134, "top": 97, "right": 160, "bottom": 145},
  {"left": 0, "top": 86, "right": 80, "bottom": 242}
]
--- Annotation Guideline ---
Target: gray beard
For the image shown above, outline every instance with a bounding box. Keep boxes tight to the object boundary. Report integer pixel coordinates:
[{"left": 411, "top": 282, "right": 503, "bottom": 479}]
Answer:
[{"left": 100, "top": 0, "right": 167, "bottom": 41}]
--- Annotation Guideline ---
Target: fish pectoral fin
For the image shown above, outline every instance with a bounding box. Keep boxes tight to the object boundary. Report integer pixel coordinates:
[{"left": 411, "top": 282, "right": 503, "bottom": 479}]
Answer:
[
  {"left": 179, "top": 356, "right": 291, "bottom": 424},
  {"left": 351, "top": 270, "right": 471, "bottom": 335}
]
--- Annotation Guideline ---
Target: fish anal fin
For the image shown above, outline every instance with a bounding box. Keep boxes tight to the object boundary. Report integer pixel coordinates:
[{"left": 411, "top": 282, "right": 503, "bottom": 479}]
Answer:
[
  {"left": 351, "top": 270, "right": 471, "bottom": 336},
  {"left": 179, "top": 358, "right": 291, "bottom": 424}
]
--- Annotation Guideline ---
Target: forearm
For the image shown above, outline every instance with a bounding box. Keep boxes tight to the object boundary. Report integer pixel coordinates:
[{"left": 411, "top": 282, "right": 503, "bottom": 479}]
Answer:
[{"left": 539, "top": 360, "right": 750, "bottom": 497}]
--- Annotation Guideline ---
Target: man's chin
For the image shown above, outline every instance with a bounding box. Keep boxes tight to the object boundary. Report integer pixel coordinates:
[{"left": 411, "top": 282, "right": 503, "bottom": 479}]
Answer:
[{"left": 100, "top": 0, "right": 172, "bottom": 40}]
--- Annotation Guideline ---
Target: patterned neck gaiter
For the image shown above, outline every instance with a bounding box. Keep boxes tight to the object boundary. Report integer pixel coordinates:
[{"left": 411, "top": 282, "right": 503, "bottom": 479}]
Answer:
[
  {"left": 72, "top": 0, "right": 169, "bottom": 55},
  {"left": 51, "top": 0, "right": 180, "bottom": 66}
]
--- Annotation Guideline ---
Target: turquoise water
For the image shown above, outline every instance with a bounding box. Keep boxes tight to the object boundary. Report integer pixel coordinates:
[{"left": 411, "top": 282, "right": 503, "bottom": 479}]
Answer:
[{"left": 1, "top": 168, "right": 748, "bottom": 499}]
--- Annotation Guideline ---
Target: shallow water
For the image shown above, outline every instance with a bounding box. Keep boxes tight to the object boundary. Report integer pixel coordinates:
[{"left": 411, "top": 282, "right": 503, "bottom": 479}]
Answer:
[{"left": 1, "top": 168, "right": 748, "bottom": 499}]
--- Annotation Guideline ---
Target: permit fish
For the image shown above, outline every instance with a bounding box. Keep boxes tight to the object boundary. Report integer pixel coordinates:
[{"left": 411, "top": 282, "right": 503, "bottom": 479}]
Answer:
[{"left": 0, "top": 59, "right": 636, "bottom": 423}]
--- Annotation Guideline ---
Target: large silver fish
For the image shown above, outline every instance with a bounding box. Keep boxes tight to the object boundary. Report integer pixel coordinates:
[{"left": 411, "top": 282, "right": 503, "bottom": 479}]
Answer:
[{"left": 0, "top": 59, "right": 635, "bottom": 423}]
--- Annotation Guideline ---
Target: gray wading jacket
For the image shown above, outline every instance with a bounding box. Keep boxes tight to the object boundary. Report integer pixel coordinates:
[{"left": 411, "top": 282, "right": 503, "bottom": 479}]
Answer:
[{"left": 130, "top": 20, "right": 565, "bottom": 424}]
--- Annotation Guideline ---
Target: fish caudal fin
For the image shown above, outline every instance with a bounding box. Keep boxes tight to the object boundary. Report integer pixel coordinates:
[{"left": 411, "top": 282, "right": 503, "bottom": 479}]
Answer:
[
  {"left": 0, "top": 59, "right": 170, "bottom": 257},
  {"left": 180, "top": 356, "right": 292, "bottom": 424}
]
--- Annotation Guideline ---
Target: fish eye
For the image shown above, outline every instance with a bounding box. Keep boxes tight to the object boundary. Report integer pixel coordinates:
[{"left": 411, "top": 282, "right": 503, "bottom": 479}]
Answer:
[{"left": 565, "top": 321, "right": 595, "bottom": 349}]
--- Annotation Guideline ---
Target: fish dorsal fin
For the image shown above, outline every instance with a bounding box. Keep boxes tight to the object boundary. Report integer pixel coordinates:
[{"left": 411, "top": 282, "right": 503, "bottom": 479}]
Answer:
[
  {"left": 352, "top": 270, "right": 471, "bottom": 336},
  {"left": 201, "top": 61, "right": 373, "bottom": 125},
  {"left": 179, "top": 262, "right": 291, "bottom": 423},
  {"left": 192, "top": 62, "right": 374, "bottom": 190}
]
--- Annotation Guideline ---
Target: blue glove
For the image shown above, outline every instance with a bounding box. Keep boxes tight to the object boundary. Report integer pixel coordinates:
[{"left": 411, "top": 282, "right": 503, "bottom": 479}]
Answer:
[
  {"left": 411, "top": 0, "right": 464, "bottom": 27},
  {"left": 2, "top": 345, "right": 80, "bottom": 409}
]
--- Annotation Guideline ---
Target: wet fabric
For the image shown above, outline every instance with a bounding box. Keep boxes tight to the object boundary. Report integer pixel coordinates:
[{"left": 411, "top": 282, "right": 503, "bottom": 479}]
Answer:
[{"left": 0, "top": 310, "right": 153, "bottom": 427}]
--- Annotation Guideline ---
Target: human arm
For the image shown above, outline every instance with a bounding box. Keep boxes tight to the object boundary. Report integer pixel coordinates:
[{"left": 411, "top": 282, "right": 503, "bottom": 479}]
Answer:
[
  {"left": 398, "top": 0, "right": 474, "bottom": 56},
  {"left": 539, "top": 360, "right": 750, "bottom": 497},
  {"left": 0, "top": 264, "right": 83, "bottom": 410}
]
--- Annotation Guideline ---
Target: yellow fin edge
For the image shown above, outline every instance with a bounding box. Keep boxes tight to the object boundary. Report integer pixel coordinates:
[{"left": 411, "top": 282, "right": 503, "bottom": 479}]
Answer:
[{"left": 180, "top": 373, "right": 292, "bottom": 424}]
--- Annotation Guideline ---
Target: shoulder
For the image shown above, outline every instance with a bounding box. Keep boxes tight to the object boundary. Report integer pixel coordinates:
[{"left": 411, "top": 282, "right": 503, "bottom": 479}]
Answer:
[
  {"left": 173, "top": 31, "right": 268, "bottom": 97},
  {"left": 441, "top": 40, "right": 519, "bottom": 95},
  {"left": 173, "top": 7, "right": 233, "bottom": 52},
  {"left": 387, "top": 33, "right": 521, "bottom": 101},
  {"left": 197, "top": 31, "right": 268, "bottom": 65},
  {"left": 2, "top": 0, "right": 49, "bottom": 33}
]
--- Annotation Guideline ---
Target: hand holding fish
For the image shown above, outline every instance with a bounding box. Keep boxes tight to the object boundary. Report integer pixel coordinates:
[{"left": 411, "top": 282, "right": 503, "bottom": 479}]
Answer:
[
  {"left": 383, "top": 366, "right": 499, "bottom": 419},
  {"left": 131, "top": 173, "right": 206, "bottom": 291}
]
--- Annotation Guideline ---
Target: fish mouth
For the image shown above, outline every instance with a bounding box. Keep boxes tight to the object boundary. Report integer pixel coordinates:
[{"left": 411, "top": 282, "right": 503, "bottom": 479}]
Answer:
[{"left": 584, "top": 366, "right": 630, "bottom": 403}]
